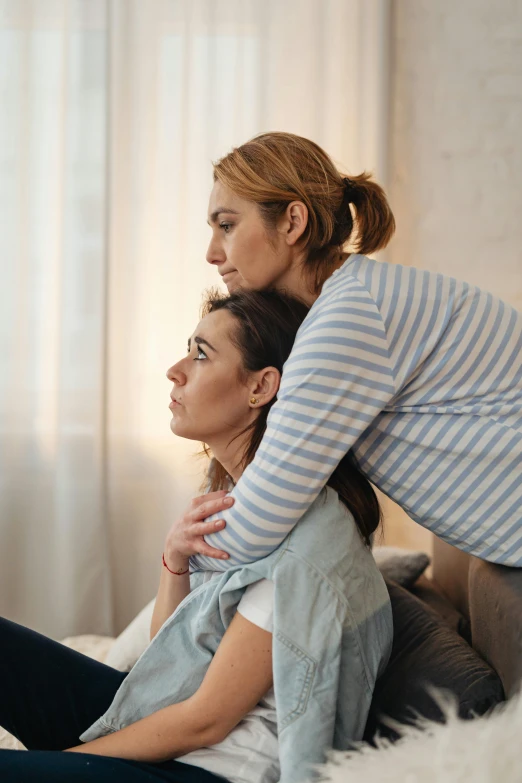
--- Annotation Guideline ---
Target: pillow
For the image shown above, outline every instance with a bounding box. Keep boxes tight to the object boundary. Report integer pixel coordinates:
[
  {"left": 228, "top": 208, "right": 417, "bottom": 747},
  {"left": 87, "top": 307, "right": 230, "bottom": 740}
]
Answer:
[
  {"left": 60, "top": 634, "right": 115, "bottom": 663},
  {"left": 363, "top": 580, "right": 505, "bottom": 744},
  {"left": 372, "top": 545, "right": 430, "bottom": 588},
  {"left": 409, "top": 574, "right": 471, "bottom": 642},
  {"left": 104, "top": 598, "right": 155, "bottom": 672}
]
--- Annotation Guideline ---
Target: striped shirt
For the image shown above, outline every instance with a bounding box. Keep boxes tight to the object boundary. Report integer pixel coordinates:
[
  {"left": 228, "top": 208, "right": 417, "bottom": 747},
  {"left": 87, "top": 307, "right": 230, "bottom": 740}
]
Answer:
[{"left": 191, "top": 254, "right": 522, "bottom": 570}]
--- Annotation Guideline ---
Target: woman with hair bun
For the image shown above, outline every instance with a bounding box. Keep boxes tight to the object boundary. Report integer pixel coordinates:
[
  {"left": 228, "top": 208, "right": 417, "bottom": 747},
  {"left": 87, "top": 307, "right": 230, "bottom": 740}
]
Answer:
[{"left": 185, "top": 130, "right": 522, "bottom": 570}]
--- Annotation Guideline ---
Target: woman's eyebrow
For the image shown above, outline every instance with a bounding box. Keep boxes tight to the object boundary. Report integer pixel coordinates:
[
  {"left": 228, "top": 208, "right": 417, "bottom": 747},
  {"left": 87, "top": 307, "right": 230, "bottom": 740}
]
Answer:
[
  {"left": 207, "top": 207, "right": 240, "bottom": 225},
  {"left": 187, "top": 335, "right": 217, "bottom": 352}
]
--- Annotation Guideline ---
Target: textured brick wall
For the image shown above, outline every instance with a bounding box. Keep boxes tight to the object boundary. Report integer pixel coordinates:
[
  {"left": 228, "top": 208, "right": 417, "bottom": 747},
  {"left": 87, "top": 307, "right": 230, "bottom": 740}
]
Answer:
[{"left": 389, "top": 0, "right": 522, "bottom": 310}]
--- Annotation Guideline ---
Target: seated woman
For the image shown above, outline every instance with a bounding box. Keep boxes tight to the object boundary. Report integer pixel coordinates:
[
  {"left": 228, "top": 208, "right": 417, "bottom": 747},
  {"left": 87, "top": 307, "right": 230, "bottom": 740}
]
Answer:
[{"left": 0, "top": 289, "right": 392, "bottom": 783}]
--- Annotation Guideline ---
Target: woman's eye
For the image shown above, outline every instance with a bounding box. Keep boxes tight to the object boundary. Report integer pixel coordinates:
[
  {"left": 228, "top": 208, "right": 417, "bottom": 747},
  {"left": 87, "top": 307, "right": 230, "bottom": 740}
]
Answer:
[
  {"left": 219, "top": 222, "right": 232, "bottom": 233},
  {"left": 194, "top": 346, "right": 207, "bottom": 361}
]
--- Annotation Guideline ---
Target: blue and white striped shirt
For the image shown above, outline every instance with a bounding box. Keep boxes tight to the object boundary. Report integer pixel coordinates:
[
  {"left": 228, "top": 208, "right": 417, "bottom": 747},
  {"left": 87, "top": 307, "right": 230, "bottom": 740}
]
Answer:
[{"left": 192, "top": 255, "right": 522, "bottom": 569}]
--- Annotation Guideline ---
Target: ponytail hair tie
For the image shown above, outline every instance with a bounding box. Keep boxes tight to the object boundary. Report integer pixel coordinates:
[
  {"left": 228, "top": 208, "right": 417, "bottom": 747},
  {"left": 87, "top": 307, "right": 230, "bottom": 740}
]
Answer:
[
  {"left": 342, "top": 176, "right": 357, "bottom": 202},
  {"left": 331, "top": 177, "right": 356, "bottom": 246}
]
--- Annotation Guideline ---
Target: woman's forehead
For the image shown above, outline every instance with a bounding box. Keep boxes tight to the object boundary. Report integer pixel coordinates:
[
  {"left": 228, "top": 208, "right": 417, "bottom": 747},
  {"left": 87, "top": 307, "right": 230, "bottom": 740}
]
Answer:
[
  {"left": 208, "top": 180, "right": 254, "bottom": 218},
  {"left": 191, "top": 309, "right": 237, "bottom": 350}
]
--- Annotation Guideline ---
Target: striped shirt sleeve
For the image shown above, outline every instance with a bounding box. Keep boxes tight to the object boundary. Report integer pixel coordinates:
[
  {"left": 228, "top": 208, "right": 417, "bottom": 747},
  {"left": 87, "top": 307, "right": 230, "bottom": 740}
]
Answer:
[{"left": 190, "top": 275, "right": 397, "bottom": 570}]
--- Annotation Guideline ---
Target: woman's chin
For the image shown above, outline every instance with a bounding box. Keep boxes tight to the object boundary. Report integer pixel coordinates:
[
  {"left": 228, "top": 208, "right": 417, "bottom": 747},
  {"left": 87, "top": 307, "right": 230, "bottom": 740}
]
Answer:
[
  {"left": 225, "top": 279, "right": 241, "bottom": 294},
  {"left": 225, "top": 274, "right": 252, "bottom": 294},
  {"left": 169, "top": 420, "right": 199, "bottom": 441}
]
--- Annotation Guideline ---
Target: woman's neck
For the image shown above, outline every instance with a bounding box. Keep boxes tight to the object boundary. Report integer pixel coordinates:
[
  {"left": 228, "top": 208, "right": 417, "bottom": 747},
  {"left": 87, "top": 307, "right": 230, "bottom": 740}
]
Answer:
[
  {"left": 275, "top": 252, "right": 348, "bottom": 306},
  {"left": 207, "top": 431, "right": 250, "bottom": 485}
]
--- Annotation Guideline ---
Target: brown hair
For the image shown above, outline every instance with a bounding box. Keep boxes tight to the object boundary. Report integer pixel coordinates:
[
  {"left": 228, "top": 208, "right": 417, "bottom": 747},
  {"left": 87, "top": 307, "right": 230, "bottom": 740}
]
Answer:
[
  {"left": 201, "top": 288, "right": 381, "bottom": 546},
  {"left": 213, "top": 131, "right": 395, "bottom": 293}
]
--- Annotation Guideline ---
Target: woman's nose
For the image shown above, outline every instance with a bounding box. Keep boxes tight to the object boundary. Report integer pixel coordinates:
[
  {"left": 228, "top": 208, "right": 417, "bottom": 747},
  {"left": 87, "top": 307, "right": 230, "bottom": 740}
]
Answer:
[
  {"left": 206, "top": 233, "right": 225, "bottom": 267},
  {"left": 166, "top": 361, "right": 187, "bottom": 385}
]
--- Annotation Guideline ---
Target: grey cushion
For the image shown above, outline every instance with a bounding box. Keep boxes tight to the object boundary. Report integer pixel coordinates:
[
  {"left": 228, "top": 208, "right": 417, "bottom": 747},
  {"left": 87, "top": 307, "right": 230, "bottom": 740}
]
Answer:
[
  {"left": 364, "top": 580, "right": 505, "bottom": 744},
  {"left": 373, "top": 545, "right": 430, "bottom": 588},
  {"left": 409, "top": 574, "right": 471, "bottom": 642}
]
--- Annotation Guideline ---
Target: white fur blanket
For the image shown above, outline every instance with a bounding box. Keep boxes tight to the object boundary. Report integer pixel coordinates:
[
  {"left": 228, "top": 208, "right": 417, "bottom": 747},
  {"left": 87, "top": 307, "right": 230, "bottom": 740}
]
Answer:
[
  {"left": 1, "top": 635, "right": 519, "bottom": 783},
  {"left": 318, "top": 689, "right": 522, "bottom": 783}
]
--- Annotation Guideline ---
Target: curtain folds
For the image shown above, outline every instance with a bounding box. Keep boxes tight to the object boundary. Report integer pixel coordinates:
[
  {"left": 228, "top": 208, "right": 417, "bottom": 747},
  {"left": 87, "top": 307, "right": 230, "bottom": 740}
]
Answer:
[{"left": 0, "top": 0, "right": 391, "bottom": 637}]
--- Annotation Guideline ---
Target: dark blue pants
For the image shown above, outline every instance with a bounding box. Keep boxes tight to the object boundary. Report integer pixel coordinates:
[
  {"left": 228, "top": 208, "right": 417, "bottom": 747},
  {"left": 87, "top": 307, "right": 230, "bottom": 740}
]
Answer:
[{"left": 0, "top": 616, "right": 229, "bottom": 782}]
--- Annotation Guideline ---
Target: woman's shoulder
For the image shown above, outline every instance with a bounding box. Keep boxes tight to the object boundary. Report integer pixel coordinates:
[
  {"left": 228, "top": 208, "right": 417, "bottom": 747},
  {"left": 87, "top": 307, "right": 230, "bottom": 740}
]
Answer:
[
  {"left": 324, "top": 253, "right": 440, "bottom": 296},
  {"left": 285, "top": 487, "right": 376, "bottom": 574},
  {"left": 320, "top": 253, "right": 520, "bottom": 351},
  {"left": 280, "top": 486, "right": 390, "bottom": 620},
  {"left": 332, "top": 253, "right": 515, "bottom": 314}
]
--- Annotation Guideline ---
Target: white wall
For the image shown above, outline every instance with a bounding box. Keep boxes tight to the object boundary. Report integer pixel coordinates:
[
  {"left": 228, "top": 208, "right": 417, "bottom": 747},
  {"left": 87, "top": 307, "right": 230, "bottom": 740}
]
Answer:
[
  {"left": 389, "top": 0, "right": 522, "bottom": 307},
  {"left": 380, "top": 0, "right": 522, "bottom": 554}
]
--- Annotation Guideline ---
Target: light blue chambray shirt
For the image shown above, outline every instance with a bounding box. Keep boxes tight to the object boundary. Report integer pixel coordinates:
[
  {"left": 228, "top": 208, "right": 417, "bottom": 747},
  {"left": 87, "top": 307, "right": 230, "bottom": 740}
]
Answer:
[{"left": 80, "top": 487, "right": 393, "bottom": 783}]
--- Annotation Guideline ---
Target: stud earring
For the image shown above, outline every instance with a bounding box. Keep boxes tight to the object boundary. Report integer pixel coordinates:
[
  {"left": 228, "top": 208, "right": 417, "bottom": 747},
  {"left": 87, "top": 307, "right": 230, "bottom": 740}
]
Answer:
[{"left": 250, "top": 397, "right": 258, "bottom": 405}]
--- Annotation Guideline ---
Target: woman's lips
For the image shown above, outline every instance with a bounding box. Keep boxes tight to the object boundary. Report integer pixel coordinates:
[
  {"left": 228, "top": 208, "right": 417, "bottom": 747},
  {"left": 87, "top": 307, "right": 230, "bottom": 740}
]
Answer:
[{"left": 169, "top": 399, "right": 181, "bottom": 409}]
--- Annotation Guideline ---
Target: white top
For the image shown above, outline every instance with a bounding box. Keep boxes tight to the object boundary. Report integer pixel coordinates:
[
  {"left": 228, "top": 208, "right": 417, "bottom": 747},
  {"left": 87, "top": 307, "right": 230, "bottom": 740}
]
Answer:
[
  {"left": 194, "top": 255, "right": 522, "bottom": 569},
  {"left": 177, "top": 575, "right": 279, "bottom": 783}
]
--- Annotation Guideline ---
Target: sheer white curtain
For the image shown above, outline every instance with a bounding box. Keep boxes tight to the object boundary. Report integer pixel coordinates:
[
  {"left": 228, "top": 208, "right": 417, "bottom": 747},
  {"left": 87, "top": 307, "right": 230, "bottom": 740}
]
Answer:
[{"left": 0, "top": 0, "right": 391, "bottom": 638}]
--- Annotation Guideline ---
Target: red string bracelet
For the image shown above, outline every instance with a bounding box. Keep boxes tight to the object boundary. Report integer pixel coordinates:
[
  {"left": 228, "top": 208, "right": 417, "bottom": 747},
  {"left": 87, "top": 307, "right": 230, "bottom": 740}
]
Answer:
[{"left": 162, "top": 552, "right": 189, "bottom": 576}]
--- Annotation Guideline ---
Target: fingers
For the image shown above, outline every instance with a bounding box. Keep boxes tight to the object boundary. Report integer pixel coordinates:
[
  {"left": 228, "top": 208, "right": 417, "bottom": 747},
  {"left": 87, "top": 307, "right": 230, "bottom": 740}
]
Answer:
[
  {"left": 192, "top": 490, "right": 228, "bottom": 507},
  {"left": 194, "top": 495, "right": 234, "bottom": 521},
  {"left": 167, "top": 492, "right": 232, "bottom": 562},
  {"left": 198, "top": 543, "right": 230, "bottom": 560},
  {"left": 202, "top": 519, "right": 226, "bottom": 535},
  {"left": 196, "top": 519, "right": 229, "bottom": 560}
]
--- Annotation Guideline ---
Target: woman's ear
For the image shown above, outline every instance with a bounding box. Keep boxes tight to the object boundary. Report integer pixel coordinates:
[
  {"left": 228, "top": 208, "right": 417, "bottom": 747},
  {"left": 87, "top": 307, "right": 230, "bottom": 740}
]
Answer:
[
  {"left": 276, "top": 201, "right": 308, "bottom": 247},
  {"left": 248, "top": 367, "right": 281, "bottom": 408}
]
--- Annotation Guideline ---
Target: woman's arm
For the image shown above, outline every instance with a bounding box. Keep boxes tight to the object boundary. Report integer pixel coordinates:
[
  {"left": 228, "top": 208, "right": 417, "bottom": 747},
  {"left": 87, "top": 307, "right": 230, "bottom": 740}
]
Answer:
[
  {"left": 150, "top": 491, "right": 234, "bottom": 639},
  {"left": 192, "top": 276, "right": 397, "bottom": 570},
  {"left": 150, "top": 552, "right": 190, "bottom": 641},
  {"left": 65, "top": 611, "right": 272, "bottom": 761}
]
